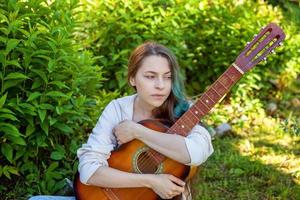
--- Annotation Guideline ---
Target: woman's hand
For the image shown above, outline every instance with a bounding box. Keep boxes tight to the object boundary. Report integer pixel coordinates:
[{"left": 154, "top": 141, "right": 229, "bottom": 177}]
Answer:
[
  {"left": 147, "top": 174, "right": 185, "bottom": 199},
  {"left": 113, "top": 120, "right": 143, "bottom": 145}
]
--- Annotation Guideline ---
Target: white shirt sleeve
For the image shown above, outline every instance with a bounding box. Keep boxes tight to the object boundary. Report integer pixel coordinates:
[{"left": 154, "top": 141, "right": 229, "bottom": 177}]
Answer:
[
  {"left": 184, "top": 124, "right": 214, "bottom": 166},
  {"left": 77, "top": 100, "right": 119, "bottom": 184}
]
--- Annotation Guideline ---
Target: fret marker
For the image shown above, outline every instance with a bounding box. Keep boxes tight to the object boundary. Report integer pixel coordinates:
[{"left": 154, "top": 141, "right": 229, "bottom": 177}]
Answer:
[
  {"left": 181, "top": 125, "right": 185, "bottom": 128},
  {"left": 195, "top": 111, "right": 198, "bottom": 114},
  {"left": 232, "top": 63, "right": 244, "bottom": 74},
  {"left": 205, "top": 99, "right": 209, "bottom": 103}
]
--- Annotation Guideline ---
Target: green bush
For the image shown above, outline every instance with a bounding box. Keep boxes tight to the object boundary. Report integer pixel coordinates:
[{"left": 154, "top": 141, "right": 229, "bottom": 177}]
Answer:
[
  {"left": 76, "top": 0, "right": 299, "bottom": 99},
  {"left": 76, "top": 0, "right": 300, "bottom": 134},
  {"left": 0, "top": 0, "right": 108, "bottom": 197}
]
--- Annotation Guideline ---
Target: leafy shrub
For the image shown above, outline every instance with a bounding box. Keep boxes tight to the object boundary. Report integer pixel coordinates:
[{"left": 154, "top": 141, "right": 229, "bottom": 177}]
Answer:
[
  {"left": 77, "top": 0, "right": 300, "bottom": 136},
  {"left": 0, "top": 0, "right": 108, "bottom": 197},
  {"left": 76, "top": 0, "right": 299, "bottom": 98}
]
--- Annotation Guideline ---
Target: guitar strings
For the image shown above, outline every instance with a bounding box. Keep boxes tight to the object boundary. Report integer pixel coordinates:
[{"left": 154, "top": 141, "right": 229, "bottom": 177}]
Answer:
[{"left": 137, "top": 150, "right": 161, "bottom": 173}]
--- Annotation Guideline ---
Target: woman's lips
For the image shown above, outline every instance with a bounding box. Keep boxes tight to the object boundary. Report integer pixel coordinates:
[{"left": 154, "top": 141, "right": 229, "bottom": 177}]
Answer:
[{"left": 151, "top": 94, "right": 165, "bottom": 99}]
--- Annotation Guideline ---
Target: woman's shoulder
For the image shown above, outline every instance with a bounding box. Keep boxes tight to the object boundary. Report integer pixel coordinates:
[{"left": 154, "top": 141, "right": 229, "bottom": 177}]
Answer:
[
  {"left": 104, "top": 93, "right": 137, "bottom": 119},
  {"left": 114, "top": 93, "right": 137, "bottom": 106}
]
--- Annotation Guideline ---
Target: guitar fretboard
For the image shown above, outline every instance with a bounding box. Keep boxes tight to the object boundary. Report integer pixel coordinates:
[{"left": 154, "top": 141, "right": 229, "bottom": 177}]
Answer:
[{"left": 168, "top": 65, "right": 243, "bottom": 136}]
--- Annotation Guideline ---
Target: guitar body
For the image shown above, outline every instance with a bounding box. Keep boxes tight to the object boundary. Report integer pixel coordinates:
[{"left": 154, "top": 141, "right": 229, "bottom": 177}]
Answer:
[{"left": 74, "top": 119, "right": 193, "bottom": 200}]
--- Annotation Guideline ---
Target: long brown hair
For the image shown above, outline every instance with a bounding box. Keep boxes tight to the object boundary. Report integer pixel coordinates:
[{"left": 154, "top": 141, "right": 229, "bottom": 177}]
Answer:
[{"left": 127, "top": 41, "right": 188, "bottom": 123}]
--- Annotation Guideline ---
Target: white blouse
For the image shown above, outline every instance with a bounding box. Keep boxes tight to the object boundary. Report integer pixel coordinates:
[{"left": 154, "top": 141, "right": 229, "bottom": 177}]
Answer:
[{"left": 77, "top": 94, "right": 214, "bottom": 184}]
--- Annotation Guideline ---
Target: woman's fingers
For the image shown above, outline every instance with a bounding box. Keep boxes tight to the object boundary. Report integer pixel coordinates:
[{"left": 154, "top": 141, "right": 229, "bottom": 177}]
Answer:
[
  {"left": 166, "top": 175, "right": 185, "bottom": 197},
  {"left": 168, "top": 175, "right": 185, "bottom": 187}
]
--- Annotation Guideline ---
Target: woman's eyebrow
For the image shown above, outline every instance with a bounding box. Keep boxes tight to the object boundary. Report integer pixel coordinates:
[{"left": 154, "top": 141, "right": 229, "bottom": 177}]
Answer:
[{"left": 144, "top": 71, "right": 171, "bottom": 74}]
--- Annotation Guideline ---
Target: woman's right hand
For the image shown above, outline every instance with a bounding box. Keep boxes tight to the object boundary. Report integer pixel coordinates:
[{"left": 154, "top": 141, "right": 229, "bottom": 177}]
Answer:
[{"left": 147, "top": 174, "right": 185, "bottom": 199}]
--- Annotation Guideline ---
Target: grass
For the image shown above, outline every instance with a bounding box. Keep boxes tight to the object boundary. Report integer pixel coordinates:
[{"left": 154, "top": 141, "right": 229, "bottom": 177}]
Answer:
[
  {"left": 193, "top": 78, "right": 300, "bottom": 200},
  {"left": 195, "top": 123, "right": 299, "bottom": 200}
]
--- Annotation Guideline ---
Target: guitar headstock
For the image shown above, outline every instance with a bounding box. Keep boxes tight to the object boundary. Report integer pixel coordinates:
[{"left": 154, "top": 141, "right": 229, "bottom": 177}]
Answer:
[{"left": 235, "top": 23, "right": 285, "bottom": 73}]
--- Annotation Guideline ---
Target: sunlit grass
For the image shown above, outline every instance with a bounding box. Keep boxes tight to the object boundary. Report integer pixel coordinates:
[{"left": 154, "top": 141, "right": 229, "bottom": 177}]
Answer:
[{"left": 194, "top": 97, "right": 300, "bottom": 200}]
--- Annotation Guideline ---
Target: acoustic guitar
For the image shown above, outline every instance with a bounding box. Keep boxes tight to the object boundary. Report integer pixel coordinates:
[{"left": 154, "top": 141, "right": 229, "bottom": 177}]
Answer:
[{"left": 74, "top": 23, "right": 285, "bottom": 200}]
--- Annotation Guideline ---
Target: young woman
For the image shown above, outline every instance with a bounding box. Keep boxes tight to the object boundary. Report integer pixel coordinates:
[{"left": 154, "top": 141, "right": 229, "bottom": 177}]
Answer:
[
  {"left": 29, "top": 41, "right": 213, "bottom": 200},
  {"left": 77, "top": 41, "right": 214, "bottom": 199}
]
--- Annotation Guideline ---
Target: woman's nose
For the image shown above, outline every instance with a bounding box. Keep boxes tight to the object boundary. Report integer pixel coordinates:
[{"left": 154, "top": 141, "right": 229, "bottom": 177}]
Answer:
[{"left": 154, "top": 78, "right": 165, "bottom": 89}]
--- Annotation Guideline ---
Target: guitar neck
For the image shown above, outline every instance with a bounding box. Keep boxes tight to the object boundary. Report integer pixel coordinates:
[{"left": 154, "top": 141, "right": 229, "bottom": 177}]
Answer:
[
  {"left": 168, "top": 64, "right": 243, "bottom": 136},
  {"left": 144, "top": 23, "right": 285, "bottom": 166}
]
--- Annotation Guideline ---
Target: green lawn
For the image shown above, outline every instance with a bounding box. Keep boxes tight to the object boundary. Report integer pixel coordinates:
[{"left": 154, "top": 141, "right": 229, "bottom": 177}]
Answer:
[{"left": 194, "top": 106, "right": 300, "bottom": 199}]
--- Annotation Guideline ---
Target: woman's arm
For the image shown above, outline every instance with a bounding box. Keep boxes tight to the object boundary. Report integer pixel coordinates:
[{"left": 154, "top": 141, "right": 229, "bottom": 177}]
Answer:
[
  {"left": 87, "top": 166, "right": 185, "bottom": 199},
  {"left": 114, "top": 120, "right": 213, "bottom": 166},
  {"left": 114, "top": 121, "right": 190, "bottom": 164},
  {"left": 87, "top": 166, "right": 150, "bottom": 188},
  {"left": 135, "top": 126, "right": 191, "bottom": 164}
]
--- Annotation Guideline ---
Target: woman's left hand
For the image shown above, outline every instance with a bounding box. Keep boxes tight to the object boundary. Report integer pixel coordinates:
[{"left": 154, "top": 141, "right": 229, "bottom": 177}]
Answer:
[{"left": 113, "top": 120, "right": 143, "bottom": 145}]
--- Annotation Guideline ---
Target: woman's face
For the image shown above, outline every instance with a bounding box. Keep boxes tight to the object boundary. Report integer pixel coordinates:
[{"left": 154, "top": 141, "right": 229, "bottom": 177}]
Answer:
[{"left": 130, "top": 55, "right": 172, "bottom": 109}]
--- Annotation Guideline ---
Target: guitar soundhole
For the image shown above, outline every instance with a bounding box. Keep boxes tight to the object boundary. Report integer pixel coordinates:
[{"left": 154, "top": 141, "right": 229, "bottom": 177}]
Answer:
[{"left": 133, "top": 148, "right": 163, "bottom": 174}]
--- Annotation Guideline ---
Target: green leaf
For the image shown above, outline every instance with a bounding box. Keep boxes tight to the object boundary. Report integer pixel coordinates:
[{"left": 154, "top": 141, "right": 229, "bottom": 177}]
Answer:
[
  {"left": 55, "top": 106, "right": 64, "bottom": 115},
  {"left": 47, "top": 162, "right": 59, "bottom": 172},
  {"left": 4, "top": 72, "right": 29, "bottom": 80},
  {"left": 48, "top": 81, "right": 70, "bottom": 89},
  {"left": 3, "top": 166, "right": 11, "bottom": 179},
  {"left": 0, "top": 13, "right": 9, "bottom": 24},
  {"left": 40, "top": 118, "right": 49, "bottom": 135},
  {"left": 53, "top": 122, "right": 73, "bottom": 133},
  {"left": 47, "top": 179, "right": 55, "bottom": 190},
  {"left": 0, "top": 113, "right": 18, "bottom": 121},
  {"left": 8, "top": 20, "right": 23, "bottom": 34},
  {"left": 38, "top": 109, "right": 46, "bottom": 122},
  {"left": 70, "top": 139, "right": 78, "bottom": 154},
  {"left": 0, "top": 108, "right": 15, "bottom": 114},
  {"left": 7, "top": 166, "right": 19, "bottom": 176},
  {"left": 0, "top": 92, "right": 8, "bottom": 108},
  {"left": 31, "top": 79, "right": 43, "bottom": 89},
  {"left": 2, "top": 166, "right": 19, "bottom": 179},
  {"left": 19, "top": 103, "right": 36, "bottom": 112},
  {"left": 53, "top": 179, "right": 66, "bottom": 192},
  {"left": 48, "top": 59, "right": 56, "bottom": 73},
  {"left": 50, "top": 151, "right": 65, "bottom": 160},
  {"left": 26, "top": 92, "right": 41, "bottom": 102},
  {"left": 3, "top": 79, "right": 23, "bottom": 91},
  {"left": 39, "top": 103, "right": 54, "bottom": 110},
  {"left": 46, "top": 91, "right": 70, "bottom": 99},
  {"left": 0, "top": 123, "right": 22, "bottom": 137},
  {"left": 1, "top": 143, "right": 13, "bottom": 163},
  {"left": 5, "top": 135, "right": 26, "bottom": 146},
  {"left": 49, "top": 117, "right": 57, "bottom": 126},
  {"left": 5, "top": 39, "right": 20, "bottom": 55},
  {"left": 6, "top": 60, "right": 22, "bottom": 69},
  {"left": 25, "top": 124, "right": 35, "bottom": 137},
  {"left": 31, "top": 69, "right": 48, "bottom": 84},
  {"left": 0, "top": 27, "right": 9, "bottom": 35}
]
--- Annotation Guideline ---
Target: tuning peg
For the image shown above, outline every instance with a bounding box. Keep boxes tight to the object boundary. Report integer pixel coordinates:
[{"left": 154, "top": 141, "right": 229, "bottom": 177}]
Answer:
[
  {"left": 253, "top": 34, "right": 258, "bottom": 38},
  {"left": 247, "top": 42, "right": 250, "bottom": 45},
  {"left": 278, "top": 42, "right": 283, "bottom": 47},
  {"left": 263, "top": 57, "right": 267, "bottom": 62},
  {"left": 261, "top": 26, "right": 265, "bottom": 30},
  {"left": 271, "top": 50, "right": 276, "bottom": 54}
]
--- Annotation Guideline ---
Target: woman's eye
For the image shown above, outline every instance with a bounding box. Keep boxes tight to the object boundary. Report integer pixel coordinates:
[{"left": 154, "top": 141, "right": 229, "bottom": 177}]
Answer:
[
  {"left": 164, "top": 76, "right": 172, "bottom": 79},
  {"left": 145, "top": 75, "right": 155, "bottom": 79}
]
